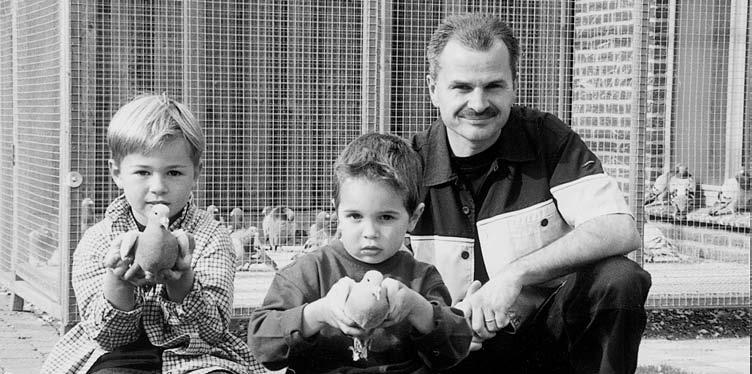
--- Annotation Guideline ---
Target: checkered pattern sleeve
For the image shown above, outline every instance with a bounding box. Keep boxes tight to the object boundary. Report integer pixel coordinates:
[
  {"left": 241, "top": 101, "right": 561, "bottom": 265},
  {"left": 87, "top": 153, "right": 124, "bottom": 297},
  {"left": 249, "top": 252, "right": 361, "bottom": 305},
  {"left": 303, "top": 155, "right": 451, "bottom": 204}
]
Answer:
[
  {"left": 149, "top": 208, "right": 266, "bottom": 373},
  {"left": 72, "top": 221, "right": 144, "bottom": 350},
  {"left": 147, "top": 215, "right": 237, "bottom": 348},
  {"left": 44, "top": 196, "right": 266, "bottom": 374}
]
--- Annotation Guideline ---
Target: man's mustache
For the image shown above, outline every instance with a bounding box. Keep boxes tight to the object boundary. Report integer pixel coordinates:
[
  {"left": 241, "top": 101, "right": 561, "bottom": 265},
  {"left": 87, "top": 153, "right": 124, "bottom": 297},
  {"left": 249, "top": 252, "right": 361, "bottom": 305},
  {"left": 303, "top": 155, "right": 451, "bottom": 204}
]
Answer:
[{"left": 458, "top": 107, "right": 499, "bottom": 119}]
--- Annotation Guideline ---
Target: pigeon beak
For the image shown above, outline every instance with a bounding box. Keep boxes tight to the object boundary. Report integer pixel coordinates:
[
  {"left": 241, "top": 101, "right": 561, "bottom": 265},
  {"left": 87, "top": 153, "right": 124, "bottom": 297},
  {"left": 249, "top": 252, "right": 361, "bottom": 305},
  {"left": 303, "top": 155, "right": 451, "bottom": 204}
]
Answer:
[
  {"left": 160, "top": 216, "right": 169, "bottom": 230},
  {"left": 373, "top": 286, "right": 381, "bottom": 301}
]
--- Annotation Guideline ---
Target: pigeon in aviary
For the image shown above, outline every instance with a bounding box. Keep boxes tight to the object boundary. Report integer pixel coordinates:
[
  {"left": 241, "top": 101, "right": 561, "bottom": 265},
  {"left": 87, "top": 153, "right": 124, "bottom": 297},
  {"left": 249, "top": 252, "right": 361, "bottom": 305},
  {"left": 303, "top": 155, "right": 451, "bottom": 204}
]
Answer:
[
  {"left": 303, "top": 210, "right": 338, "bottom": 250},
  {"left": 710, "top": 169, "right": 752, "bottom": 215},
  {"left": 261, "top": 206, "right": 296, "bottom": 251}
]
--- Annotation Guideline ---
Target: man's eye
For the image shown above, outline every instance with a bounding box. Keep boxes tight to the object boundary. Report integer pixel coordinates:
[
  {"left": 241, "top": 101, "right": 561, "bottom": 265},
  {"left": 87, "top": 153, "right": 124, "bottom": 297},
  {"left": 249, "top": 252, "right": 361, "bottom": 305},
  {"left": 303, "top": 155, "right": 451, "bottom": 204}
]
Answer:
[
  {"left": 135, "top": 170, "right": 150, "bottom": 176},
  {"left": 168, "top": 170, "right": 183, "bottom": 176},
  {"left": 489, "top": 82, "right": 511, "bottom": 91}
]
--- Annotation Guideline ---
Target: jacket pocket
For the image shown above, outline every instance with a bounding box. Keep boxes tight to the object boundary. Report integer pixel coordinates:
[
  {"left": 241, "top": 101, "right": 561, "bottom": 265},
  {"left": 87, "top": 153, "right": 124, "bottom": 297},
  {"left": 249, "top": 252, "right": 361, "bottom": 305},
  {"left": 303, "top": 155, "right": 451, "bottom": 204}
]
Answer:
[
  {"left": 410, "top": 235, "right": 475, "bottom": 305},
  {"left": 476, "top": 200, "right": 570, "bottom": 279}
]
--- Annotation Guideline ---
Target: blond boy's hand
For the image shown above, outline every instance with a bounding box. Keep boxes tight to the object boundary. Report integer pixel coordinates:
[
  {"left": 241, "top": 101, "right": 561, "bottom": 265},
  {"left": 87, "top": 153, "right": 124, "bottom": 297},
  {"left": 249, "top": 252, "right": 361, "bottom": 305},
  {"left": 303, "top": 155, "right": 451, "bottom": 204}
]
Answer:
[
  {"left": 157, "top": 229, "right": 194, "bottom": 282},
  {"left": 303, "top": 277, "right": 365, "bottom": 337},
  {"left": 102, "top": 231, "right": 149, "bottom": 311},
  {"left": 157, "top": 229, "right": 195, "bottom": 302},
  {"left": 103, "top": 230, "right": 150, "bottom": 287},
  {"left": 381, "top": 278, "right": 434, "bottom": 334}
]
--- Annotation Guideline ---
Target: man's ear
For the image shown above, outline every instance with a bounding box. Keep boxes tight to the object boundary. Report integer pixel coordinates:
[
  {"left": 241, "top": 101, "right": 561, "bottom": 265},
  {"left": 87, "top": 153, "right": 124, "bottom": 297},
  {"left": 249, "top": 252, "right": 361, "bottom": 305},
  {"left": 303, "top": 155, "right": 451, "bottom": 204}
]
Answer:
[
  {"left": 407, "top": 202, "right": 425, "bottom": 232},
  {"left": 426, "top": 74, "right": 439, "bottom": 108},
  {"left": 109, "top": 159, "right": 123, "bottom": 189}
]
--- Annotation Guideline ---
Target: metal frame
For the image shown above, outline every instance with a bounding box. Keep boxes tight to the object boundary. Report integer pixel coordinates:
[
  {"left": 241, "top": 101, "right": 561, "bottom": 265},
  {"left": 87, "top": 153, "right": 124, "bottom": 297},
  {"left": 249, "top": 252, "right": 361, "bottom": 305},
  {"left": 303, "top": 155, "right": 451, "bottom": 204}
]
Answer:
[
  {"left": 58, "top": 0, "right": 73, "bottom": 328},
  {"left": 0, "top": 1, "right": 748, "bottom": 330},
  {"left": 725, "top": 0, "right": 748, "bottom": 176}
]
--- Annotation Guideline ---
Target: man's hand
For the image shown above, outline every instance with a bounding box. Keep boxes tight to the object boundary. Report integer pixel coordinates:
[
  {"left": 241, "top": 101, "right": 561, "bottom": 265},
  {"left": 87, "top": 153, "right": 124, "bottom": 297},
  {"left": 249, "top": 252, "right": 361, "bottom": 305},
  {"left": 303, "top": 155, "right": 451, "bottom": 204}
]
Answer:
[
  {"left": 471, "top": 273, "right": 522, "bottom": 333},
  {"left": 303, "top": 277, "right": 365, "bottom": 337},
  {"left": 381, "top": 278, "right": 434, "bottom": 334},
  {"left": 455, "top": 280, "right": 490, "bottom": 351},
  {"left": 455, "top": 272, "right": 523, "bottom": 347}
]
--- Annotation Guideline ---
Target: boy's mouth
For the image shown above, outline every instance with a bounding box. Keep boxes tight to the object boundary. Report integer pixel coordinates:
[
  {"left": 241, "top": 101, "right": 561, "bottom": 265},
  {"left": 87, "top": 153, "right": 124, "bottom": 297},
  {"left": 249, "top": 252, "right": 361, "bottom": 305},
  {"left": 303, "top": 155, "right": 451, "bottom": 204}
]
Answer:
[
  {"left": 146, "top": 201, "right": 170, "bottom": 206},
  {"left": 360, "top": 246, "right": 382, "bottom": 254}
]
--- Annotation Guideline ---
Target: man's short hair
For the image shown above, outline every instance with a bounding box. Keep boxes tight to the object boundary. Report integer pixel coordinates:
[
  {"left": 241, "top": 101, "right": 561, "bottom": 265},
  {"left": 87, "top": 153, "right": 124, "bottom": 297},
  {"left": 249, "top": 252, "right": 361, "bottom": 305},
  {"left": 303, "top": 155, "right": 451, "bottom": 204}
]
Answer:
[
  {"left": 427, "top": 13, "right": 520, "bottom": 80},
  {"left": 107, "top": 93, "right": 204, "bottom": 166},
  {"left": 334, "top": 132, "right": 423, "bottom": 213}
]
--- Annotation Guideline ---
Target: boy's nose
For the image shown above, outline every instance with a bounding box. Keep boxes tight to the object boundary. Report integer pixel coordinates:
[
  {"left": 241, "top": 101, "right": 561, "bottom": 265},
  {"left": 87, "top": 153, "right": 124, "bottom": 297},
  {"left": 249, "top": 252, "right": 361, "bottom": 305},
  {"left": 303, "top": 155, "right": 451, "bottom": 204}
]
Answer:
[
  {"left": 362, "top": 220, "right": 379, "bottom": 239},
  {"left": 149, "top": 175, "right": 168, "bottom": 194}
]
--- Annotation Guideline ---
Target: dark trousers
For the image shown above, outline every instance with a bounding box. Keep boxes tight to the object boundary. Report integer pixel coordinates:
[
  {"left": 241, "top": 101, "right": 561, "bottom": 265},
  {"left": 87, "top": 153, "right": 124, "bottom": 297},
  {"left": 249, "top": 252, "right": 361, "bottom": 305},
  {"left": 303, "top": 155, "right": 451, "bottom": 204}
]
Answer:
[{"left": 443, "top": 256, "right": 651, "bottom": 374}]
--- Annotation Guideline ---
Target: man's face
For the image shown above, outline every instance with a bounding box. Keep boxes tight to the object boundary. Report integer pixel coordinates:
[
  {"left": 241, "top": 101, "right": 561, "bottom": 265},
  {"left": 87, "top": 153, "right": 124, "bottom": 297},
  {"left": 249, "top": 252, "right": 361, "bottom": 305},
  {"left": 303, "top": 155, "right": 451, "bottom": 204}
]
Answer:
[{"left": 427, "top": 39, "right": 516, "bottom": 156}]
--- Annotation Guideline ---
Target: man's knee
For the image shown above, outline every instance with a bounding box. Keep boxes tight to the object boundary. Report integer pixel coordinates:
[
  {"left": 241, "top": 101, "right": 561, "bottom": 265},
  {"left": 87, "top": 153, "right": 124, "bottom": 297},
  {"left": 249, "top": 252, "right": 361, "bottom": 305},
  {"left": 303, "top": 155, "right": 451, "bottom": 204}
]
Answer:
[{"left": 586, "top": 256, "right": 651, "bottom": 309}]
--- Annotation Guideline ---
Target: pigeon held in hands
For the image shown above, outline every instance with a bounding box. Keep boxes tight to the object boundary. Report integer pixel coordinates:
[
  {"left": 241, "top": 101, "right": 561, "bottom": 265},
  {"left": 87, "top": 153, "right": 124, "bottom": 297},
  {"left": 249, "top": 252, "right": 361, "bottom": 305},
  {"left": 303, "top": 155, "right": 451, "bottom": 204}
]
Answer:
[
  {"left": 343, "top": 270, "right": 389, "bottom": 361},
  {"left": 133, "top": 204, "right": 179, "bottom": 281}
]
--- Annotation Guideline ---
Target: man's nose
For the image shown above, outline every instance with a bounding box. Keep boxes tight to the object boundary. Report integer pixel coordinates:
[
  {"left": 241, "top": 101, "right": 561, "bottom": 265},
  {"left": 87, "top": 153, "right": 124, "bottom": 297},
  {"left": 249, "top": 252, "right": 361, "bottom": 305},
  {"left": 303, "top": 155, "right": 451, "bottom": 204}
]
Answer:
[{"left": 467, "top": 88, "right": 489, "bottom": 112}]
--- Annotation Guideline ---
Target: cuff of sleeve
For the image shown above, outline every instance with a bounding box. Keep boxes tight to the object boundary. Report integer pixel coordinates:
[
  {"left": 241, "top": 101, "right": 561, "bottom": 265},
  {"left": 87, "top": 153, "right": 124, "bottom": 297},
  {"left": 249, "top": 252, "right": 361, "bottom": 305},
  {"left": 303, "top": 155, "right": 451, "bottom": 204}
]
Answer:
[
  {"left": 91, "top": 294, "right": 142, "bottom": 331},
  {"left": 551, "top": 173, "right": 631, "bottom": 226},
  {"left": 283, "top": 304, "right": 318, "bottom": 353},
  {"left": 161, "top": 277, "right": 204, "bottom": 325},
  {"left": 409, "top": 302, "right": 445, "bottom": 349},
  {"left": 412, "top": 303, "right": 471, "bottom": 370}
]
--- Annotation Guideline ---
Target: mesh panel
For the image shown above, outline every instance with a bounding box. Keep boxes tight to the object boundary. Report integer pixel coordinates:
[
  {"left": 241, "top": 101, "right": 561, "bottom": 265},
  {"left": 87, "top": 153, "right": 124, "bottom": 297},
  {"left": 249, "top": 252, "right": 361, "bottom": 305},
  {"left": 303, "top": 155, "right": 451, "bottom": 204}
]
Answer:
[
  {"left": 640, "top": 1, "right": 750, "bottom": 308},
  {"left": 390, "top": 1, "right": 574, "bottom": 138},
  {"left": 0, "top": 0, "right": 13, "bottom": 284},
  {"left": 11, "top": 0, "right": 61, "bottom": 303},
  {"left": 0, "top": 1, "right": 749, "bottom": 326}
]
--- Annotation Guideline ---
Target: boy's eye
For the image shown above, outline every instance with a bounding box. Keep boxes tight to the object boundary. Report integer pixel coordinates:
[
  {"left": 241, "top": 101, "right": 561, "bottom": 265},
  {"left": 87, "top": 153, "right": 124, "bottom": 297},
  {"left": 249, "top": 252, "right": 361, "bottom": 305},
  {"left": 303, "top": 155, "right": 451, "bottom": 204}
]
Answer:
[
  {"left": 135, "top": 170, "right": 150, "bottom": 176},
  {"left": 168, "top": 170, "right": 183, "bottom": 176},
  {"left": 380, "top": 215, "right": 396, "bottom": 221},
  {"left": 346, "top": 213, "right": 362, "bottom": 220}
]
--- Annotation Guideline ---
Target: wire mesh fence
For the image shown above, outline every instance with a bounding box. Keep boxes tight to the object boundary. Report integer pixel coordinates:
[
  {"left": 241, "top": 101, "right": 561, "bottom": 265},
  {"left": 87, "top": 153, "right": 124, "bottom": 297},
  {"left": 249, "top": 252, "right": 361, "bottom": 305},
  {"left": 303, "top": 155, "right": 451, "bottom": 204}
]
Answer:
[{"left": 0, "top": 0, "right": 748, "bottom": 329}]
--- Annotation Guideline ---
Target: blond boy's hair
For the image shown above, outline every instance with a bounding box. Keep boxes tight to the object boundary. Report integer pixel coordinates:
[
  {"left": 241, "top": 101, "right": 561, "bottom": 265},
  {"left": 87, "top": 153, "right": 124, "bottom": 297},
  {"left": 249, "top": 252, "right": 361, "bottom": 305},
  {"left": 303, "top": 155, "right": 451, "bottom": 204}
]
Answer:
[
  {"left": 334, "top": 132, "right": 423, "bottom": 213},
  {"left": 107, "top": 93, "right": 204, "bottom": 166}
]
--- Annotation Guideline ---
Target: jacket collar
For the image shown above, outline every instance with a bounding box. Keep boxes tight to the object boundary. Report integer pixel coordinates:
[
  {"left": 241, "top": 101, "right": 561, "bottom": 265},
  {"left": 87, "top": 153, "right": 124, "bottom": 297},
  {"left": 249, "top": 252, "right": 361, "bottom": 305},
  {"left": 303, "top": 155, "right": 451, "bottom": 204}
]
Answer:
[{"left": 423, "top": 106, "right": 536, "bottom": 187}]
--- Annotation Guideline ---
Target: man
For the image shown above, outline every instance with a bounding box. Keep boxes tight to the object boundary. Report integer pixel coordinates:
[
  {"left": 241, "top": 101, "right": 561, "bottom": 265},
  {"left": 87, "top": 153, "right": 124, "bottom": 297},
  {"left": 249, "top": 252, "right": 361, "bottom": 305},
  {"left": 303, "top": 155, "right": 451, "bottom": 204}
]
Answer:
[{"left": 409, "top": 14, "right": 651, "bottom": 373}]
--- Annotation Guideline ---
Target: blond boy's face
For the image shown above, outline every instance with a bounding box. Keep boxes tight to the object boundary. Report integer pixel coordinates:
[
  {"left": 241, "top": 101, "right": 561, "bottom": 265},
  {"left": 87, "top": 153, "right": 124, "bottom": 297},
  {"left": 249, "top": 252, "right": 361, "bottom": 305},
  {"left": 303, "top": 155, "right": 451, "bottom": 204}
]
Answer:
[
  {"left": 337, "top": 177, "right": 423, "bottom": 264},
  {"left": 110, "top": 137, "right": 201, "bottom": 226}
]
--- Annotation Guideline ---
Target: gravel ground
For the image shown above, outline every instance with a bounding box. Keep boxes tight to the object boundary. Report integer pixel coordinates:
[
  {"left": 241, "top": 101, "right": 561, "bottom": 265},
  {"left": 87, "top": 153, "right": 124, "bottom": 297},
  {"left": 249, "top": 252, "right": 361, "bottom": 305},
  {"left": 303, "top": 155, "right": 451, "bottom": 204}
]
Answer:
[
  {"left": 643, "top": 308, "right": 750, "bottom": 340},
  {"left": 231, "top": 307, "right": 752, "bottom": 342},
  {"left": 7, "top": 286, "right": 749, "bottom": 345}
]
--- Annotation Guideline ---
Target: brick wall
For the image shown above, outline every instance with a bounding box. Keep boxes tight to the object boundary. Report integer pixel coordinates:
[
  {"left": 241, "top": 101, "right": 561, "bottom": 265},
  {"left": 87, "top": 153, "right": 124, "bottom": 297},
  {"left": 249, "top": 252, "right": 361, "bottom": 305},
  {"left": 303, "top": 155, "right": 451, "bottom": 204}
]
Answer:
[
  {"left": 572, "top": 0, "right": 669, "bottom": 193},
  {"left": 572, "top": 0, "right": 635, "bottom": 192}
]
